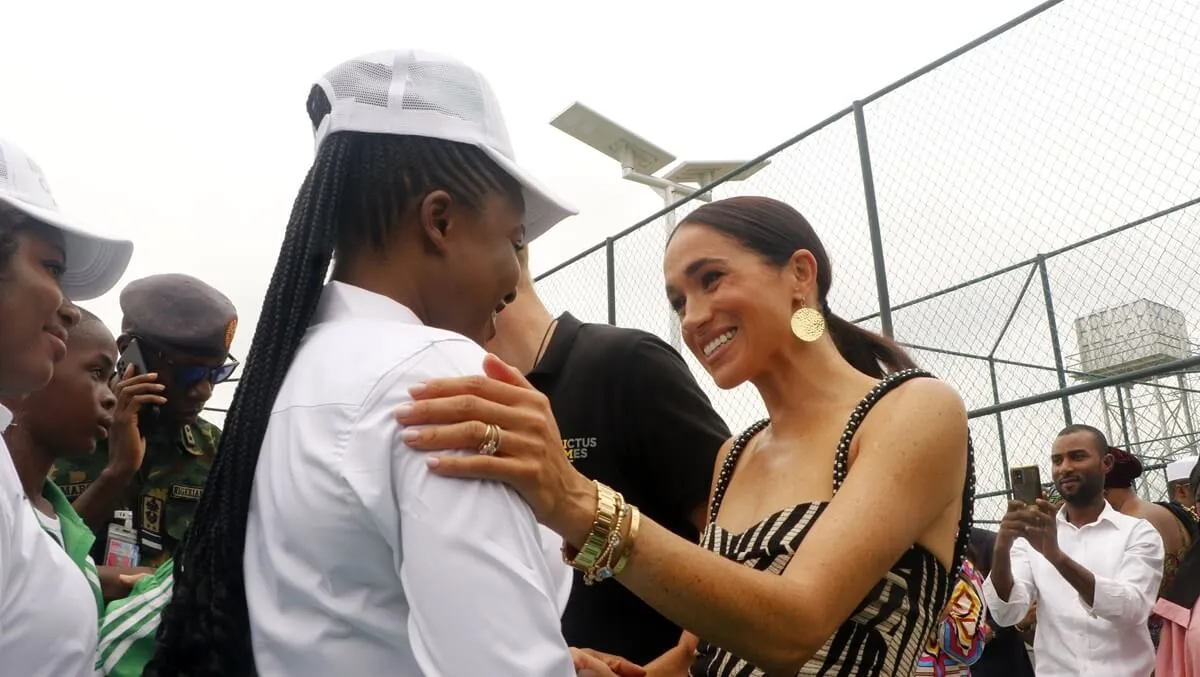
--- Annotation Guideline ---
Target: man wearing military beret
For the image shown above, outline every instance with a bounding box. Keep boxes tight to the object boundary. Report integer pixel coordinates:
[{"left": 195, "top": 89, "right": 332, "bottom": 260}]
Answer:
[{"left": 51, "top": 273, "right": 238, "bottom": 584}]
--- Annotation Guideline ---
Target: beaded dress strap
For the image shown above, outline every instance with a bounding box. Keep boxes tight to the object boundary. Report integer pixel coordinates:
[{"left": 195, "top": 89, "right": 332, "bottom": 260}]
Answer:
[{"left": 707, "top": 368, "right": 933, "bottom": 527}]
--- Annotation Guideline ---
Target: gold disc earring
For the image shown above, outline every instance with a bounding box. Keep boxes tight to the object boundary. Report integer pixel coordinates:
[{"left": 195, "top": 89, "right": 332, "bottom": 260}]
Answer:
[{"left": 790, "top": 302, "right": 826, "bottom": 342}]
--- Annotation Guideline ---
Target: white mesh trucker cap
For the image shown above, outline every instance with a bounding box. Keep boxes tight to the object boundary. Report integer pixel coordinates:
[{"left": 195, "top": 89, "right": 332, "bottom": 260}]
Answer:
[
  {"left": 311, "top": 49, "right": 578, "bottom": 242},
  {"left": 0, "top": 138, "right": 133, "bottom": 300}
]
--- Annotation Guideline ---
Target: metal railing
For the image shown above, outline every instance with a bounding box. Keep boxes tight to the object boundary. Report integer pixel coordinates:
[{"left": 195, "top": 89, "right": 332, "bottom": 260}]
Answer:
[{"left": 530, "top": 0, "right": 1200, "bottom": 523}]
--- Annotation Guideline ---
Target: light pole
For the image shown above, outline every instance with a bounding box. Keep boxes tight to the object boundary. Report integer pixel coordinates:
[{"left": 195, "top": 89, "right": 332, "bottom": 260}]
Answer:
[{"left": 550, "top": 102, "right": 767, "bottom": 351}]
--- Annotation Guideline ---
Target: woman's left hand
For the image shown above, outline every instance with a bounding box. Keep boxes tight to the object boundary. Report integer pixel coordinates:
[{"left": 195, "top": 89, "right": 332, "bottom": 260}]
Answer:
[
  {"left": 396, "top": 353, "right": 598, "bottom": 547},
  {"left": 571, "top": 648, "right": 646, "bottom": 677}
]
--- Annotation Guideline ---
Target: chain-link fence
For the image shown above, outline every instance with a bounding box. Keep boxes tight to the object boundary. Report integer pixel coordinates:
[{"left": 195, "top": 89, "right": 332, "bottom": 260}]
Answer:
[{"left": 533, "top": 0, "right": 1200, "bottom": 524}]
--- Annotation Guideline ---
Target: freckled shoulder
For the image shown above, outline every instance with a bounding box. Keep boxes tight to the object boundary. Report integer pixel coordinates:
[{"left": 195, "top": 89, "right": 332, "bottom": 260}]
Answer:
[
  {"left": 854, "top": 376, "right": 968, "bottom": 463},
  {"left": 869, "top": 376, "right": 965, "bottom": 423}
]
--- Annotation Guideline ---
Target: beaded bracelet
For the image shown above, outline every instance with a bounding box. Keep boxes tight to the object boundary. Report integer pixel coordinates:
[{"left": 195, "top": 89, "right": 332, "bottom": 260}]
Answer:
[{"left": 585, "top": 502, "right": 631, "bottom": 585}]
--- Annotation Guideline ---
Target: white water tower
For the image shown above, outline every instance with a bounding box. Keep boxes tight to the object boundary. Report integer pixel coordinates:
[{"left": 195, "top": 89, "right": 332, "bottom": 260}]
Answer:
[{"left": 1071, "top": 300, "right": 1198, "bottom": 497}]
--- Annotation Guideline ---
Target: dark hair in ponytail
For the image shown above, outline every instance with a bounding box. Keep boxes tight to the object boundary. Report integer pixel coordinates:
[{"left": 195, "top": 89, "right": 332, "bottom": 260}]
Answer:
[
  {"left": 145, "top": 86, "right": 523, "bottom": 677},
  {"left": 675, "top": 196, "right": 915, "bottom": 379}
]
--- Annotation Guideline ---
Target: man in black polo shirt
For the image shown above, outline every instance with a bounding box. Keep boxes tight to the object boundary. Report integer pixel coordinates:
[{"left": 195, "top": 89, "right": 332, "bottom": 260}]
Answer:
[{"left": 487, "top": 247, "right": 729, "bottom": 665}]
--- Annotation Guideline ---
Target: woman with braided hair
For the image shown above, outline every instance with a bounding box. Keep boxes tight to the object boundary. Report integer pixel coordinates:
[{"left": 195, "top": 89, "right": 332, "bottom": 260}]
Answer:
[{"left": 146, "top": 50, "right": 632, "bottom": 677}]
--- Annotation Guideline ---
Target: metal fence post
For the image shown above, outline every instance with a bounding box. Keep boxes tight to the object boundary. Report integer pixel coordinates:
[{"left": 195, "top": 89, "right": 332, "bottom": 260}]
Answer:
[
  {"left": 852, "top": 101, "right": 894, "bottom": 338},
  {"left": 1037, "top": 255, "right": 1072, "bottom": 424},
  {"left": 605, "top": 237, "right": 617, "bottom": 326},
  {"left": 988, "top": 357, "right": 1013, "bottom": 497}
]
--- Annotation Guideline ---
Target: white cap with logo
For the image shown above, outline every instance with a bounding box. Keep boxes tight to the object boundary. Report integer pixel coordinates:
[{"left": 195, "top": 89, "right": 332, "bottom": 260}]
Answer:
[
  {"left": 310, "top": 49, "right": 577, "bottom": 243},
  {"left": 0, "top": 138, "right": 133, "bottom": 301},
  {"left": 1166, "top": 456, "right": 1198, "bottom": 483}
]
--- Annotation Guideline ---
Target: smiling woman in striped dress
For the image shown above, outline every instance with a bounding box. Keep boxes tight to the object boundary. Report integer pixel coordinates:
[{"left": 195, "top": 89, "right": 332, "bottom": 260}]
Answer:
[{"left": 395, "top": 196, "right": 976, "bottom": 676}]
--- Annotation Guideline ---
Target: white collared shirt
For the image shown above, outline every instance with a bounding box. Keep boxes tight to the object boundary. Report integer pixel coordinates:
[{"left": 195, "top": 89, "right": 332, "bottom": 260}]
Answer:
[
  {"left": 244, "top": 282, "right": 575, "bottom": 677},
  {"left": 0, "top": 405, "right": 100, "bottom": 676},
  {"left": 983, "top": 500, "right": 1164, "bottom": 677}
]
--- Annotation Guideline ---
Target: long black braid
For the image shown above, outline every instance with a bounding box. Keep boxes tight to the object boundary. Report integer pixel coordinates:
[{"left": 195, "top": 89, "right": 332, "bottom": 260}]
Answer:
[{"left": 145, "top": 86, "right": 523, "bottom": 676}]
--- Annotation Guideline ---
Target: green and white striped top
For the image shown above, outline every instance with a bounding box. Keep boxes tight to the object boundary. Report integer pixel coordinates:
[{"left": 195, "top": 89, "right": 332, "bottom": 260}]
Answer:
[
  {"left": 38, "top": 480, "right": 103, "bottom": 616},
  {"left": 96, "top": 559, "right": 174, "bottom": 677}
]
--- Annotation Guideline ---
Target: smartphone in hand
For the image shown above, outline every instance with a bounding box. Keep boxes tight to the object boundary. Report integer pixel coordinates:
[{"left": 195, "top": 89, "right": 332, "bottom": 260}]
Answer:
[
  {"left": 116, "top": 339, "right": 149, "bottom": 378},
  {"left": 1010, "top": 465, "right": 1044, "bottom": 505}
]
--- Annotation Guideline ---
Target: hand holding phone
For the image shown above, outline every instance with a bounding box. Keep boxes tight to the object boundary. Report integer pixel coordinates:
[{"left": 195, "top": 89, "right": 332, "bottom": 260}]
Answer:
[
  {"left": 996, "top": 465, "right": 1045, "bottom": 551},
  {"left": 116, "top": 339, "right": 149, "bottom": 377},
  {"left": 107, "top": 339, "right": 166, "bottom": 473}
]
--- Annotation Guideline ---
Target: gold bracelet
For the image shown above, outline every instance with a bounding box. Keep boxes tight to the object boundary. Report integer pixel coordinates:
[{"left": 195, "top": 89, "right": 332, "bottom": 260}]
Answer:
[
  {"left": 612, "top": 505, "right": 641, "bottom": 575},
  {"left": 584, "top": 502, "right": 630, "bottom": 586},
  {"left": 575, "top": 482, "right": 620, "bottom": 569},
  {"left": 562, "top": 481, "right": 622, "bottom": 570}
]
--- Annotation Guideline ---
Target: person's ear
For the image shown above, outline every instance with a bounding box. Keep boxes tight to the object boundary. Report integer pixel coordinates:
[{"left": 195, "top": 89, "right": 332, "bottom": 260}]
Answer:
[
  {"left": 1101, "top": 451, "right": 1115, "bottom": 474},
  {"left": 418, "top": 190, "right": 456, "bottom": 256},
  {"left": 786, "top": 248, "right": 819, "bottom": 310}
]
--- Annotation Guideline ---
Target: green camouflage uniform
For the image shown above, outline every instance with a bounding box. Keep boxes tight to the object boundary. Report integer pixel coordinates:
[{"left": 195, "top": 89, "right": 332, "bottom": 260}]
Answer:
[
  {"left": 49, "top": 272, "right": 236, "bottom": 568},
  {"left": 50, "top": 417, "right": 221, "bottom": 568}
]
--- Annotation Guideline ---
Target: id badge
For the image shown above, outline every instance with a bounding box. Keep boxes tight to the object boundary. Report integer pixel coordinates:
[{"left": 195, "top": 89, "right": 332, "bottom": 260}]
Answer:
[
  {"left": 105, "top": 523, "right": 140, "bottom": 567},
  {"left": 140, "top": 533, "right": 164, "bottom": 555}
]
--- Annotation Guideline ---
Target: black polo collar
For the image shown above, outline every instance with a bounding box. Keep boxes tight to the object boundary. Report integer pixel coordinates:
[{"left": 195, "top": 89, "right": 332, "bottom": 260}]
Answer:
[{"left": 528, "top": 312, "right": 583, "bottom": 378}]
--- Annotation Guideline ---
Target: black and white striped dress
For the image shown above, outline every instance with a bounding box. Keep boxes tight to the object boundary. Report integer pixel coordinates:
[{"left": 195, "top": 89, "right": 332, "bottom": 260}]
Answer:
[{"left": 690, "top": 369, "right": 976, "bottom": 677}]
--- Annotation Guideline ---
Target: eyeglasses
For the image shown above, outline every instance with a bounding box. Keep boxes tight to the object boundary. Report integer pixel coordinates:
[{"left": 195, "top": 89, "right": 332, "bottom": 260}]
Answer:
[
  {"left": 172, "top": 359, "right": 239, "bottom": 388},
  {"left": 138, "top": 338, "right": 240, "bottom": 388}
]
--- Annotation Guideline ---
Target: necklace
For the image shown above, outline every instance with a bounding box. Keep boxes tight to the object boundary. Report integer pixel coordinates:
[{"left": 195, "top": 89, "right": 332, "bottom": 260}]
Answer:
[{"left": 533, "top": 319, "right": 558, "bottom": 369}]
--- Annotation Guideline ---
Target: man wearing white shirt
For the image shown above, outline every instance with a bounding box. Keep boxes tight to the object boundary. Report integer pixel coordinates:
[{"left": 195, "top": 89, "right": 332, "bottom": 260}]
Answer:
[{"left": 984, "top": 424, "right": 1164, "bottom": 677}]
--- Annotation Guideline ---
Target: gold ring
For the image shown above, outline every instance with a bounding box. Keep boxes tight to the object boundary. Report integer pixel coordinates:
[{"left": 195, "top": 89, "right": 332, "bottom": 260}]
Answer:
[{"left": 478, "top": 423, "right": 501, "bottom": 456}]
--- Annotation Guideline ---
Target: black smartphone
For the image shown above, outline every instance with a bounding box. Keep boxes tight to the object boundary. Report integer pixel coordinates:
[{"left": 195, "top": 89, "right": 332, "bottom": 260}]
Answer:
[
  {"left": 1010, "top": 465, "right": 1044, "bottom": 505},
  {"left": 116, "top": 339, "right": 149, "bottom": 378},
  {"left": 114, "top": 338, "right": 161, "bottom": 420}
]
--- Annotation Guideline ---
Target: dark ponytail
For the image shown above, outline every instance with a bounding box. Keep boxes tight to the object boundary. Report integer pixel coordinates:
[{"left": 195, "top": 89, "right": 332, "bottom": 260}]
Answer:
[
  {"left": 676, "top": 196, "right": 914, "bottom": 379},
  {"left": 146, "top": 86, "right": 524, "bottom": 677},
  {"left": 826, "top": 314, "right": 915, "bottom": 379}
]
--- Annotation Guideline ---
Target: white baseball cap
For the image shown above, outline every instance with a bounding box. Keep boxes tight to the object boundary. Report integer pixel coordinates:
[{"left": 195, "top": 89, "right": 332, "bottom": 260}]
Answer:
[
  {"left": 310, "top": 49, "right": 577, "bottom": 242},
  {"left": 1167, "top": 456, "right": 1198, "bottom": 483},
  {"left": 0, "top": 138, "right": 133, "bottom": 301}
]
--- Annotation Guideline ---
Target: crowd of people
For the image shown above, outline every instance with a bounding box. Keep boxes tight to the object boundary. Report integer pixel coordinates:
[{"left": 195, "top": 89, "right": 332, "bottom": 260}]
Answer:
[{"left": 0, "top": 46, "right": 1196, "bottom": 677}]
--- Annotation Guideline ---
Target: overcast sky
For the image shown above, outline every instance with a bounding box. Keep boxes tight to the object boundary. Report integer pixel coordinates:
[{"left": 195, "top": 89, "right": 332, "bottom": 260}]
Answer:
[
  {"left": 2, "top": 0, "right": 1042, "bottom": 329},
  {"left": 9, "top": 0, "right": 1198, "bottom": 522},
  {"left": 524, "top": 0, "right": 1200, "bottom": 521}
]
